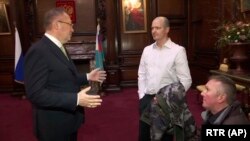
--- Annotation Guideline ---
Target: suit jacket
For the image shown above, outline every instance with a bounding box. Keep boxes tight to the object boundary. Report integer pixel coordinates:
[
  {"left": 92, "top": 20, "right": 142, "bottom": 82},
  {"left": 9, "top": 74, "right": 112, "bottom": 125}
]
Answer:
[{"left": 24, "top": 36, "right": 88, "bottom": 136}]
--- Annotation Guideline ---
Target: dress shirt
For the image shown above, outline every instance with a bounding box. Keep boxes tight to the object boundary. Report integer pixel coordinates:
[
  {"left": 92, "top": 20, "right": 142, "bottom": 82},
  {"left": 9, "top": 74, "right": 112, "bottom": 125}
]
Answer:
[
  {"left": 45, "top": 33, "right": 63, "bottom": 49},
  {"left": 138, "top": 38, "right": 192, "bottom": 99}
]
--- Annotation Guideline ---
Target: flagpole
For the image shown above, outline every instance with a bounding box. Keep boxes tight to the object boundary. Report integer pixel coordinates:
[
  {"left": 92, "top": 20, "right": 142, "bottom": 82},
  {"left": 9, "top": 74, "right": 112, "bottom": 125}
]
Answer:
[
  {"left": 13, "top": 23, "right": 25, "bottom": 98},
  {"left": 86, "top": 18, "right": 104, "bottom": 95},
  {"left": 14, "top": 24, "right": 24, "bottom": 84}
]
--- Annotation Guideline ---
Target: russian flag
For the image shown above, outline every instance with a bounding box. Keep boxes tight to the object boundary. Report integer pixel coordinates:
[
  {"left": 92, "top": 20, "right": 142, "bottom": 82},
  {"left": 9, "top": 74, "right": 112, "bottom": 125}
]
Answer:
[
  {"left": 95, "top": 23, "right": 104, "bottom": 69},
  {"left": 14, "top": 27, "right": 24, "bottom": 84}
]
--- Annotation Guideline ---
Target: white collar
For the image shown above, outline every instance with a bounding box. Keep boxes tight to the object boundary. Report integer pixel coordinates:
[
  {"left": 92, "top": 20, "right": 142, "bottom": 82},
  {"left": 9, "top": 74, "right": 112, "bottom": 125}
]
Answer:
[{"left": 45, "top": 33, "right": 63, "bottom": 48}]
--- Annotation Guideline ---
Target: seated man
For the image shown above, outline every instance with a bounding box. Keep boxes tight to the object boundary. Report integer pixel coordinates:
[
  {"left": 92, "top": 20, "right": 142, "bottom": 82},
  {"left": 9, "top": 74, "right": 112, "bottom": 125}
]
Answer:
[
  {"left": 141, "top": 82, "right": 196, "bottom": 141},
  {"left": 200, "top": 75, "right": 249, "bottom": 125}
]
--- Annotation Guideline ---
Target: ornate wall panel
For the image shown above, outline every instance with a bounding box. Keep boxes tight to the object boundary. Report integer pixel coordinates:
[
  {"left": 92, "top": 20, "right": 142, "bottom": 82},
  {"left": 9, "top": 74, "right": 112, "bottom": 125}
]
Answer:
[
  {"left": 157, "top": 0, "right": 186, "bottom": 17},
  {"left": 189, "top": 0, "right": 223, "bottom": 86},
  {"left": 114, "top": 0, "right": 189, "bottom": 87},
  {"left": 1, "top": 0, "right": 250, "bottom": 92}
]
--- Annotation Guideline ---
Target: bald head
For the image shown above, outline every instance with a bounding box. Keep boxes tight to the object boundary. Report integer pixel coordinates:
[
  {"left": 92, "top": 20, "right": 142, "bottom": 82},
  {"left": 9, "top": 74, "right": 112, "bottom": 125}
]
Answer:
[
  {"left": 153, "top": 16, "right": 170, "bottom": 28},
  {"left": 151, "top": 16, "right": 170, "bottom": 45}
]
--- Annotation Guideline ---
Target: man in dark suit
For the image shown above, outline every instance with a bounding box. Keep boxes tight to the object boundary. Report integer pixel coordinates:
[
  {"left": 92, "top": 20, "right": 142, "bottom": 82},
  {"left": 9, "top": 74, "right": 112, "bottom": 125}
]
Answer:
[{"left": 24, "top": 8, "right": 106, "bottom": 141}]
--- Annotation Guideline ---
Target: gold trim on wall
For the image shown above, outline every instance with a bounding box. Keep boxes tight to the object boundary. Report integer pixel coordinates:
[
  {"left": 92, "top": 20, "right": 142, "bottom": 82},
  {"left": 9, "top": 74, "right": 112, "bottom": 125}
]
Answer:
[
  {"left": 240, "top": 0, "right": 250, "bottom": 12},
  {"left": 0, "top": 3, "right": 11, "bottom": 35},
  {"left": 122, "top": 0, "right": 147, "bottom": 33}
]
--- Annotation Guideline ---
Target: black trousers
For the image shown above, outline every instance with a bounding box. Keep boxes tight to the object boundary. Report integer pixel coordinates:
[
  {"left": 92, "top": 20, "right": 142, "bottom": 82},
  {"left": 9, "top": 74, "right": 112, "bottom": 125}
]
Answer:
[{"left": 139, "top": 94, "right": 173, "bottom": 141}]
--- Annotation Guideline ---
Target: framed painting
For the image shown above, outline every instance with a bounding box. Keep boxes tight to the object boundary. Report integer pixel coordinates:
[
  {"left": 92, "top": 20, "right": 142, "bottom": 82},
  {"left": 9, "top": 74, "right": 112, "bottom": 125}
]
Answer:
[
  {"left": 0, "top": 3, "right": 11, "bottom": 35},
  {"left": 240, "top": 0, "right": 250, "bottom": 12},
  {"left": 56, "top": 0, "right": 76, "bottom": 23},
  {"left": 122, "top": 0, "right": 147, "bottom": 33}
]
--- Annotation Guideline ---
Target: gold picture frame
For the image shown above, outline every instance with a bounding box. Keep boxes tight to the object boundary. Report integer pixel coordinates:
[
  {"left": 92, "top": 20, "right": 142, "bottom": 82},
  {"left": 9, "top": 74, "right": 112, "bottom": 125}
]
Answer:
[
  {"left": 0, "top": 3, "right": 11, "bottom": 35},
  {"left": 240, "top": 0, "right": 250, "bottom": 12},
  {"left": 122, "top": 0, "right": 147, "bottom": 33}
]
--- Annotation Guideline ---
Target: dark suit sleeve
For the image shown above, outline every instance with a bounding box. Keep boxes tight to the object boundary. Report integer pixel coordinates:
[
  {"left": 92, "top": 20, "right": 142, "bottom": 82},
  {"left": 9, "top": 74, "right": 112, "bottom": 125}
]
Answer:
[
  {"left": 76, "top": 73, "right": 88, "bottom": 86},
  {"left": 24, "top": 48, "right": 77, "bottom": 111}
]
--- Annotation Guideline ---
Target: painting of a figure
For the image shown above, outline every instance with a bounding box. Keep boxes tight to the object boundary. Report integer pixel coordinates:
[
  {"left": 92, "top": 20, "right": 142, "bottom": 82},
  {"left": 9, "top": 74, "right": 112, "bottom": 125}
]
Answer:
[
  {"left": 0, "top": 3, "right": 11, "bottom": 35},
  {"left": 123, "top": 0, "right": 147, "bottom": 33}
]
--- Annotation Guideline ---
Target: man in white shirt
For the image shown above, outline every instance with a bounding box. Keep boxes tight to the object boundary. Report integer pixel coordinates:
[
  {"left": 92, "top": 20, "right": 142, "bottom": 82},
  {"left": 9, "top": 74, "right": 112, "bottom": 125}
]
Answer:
[{"left": 138, "top": 16, "right": 192, "bottom": 141}]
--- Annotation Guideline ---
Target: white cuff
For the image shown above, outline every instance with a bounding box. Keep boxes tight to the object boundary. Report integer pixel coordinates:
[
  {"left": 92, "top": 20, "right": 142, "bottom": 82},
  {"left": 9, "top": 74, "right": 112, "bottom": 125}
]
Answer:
[
  {"left": 86, "top": 73, "right": 89, "bottom": 80},
  {"left": 77, "top": 94, "right": 79, "bottom": 106}
]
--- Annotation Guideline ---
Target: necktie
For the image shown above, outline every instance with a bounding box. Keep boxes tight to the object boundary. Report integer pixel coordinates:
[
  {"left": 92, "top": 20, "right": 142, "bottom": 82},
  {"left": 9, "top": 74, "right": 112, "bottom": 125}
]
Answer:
[{"left": 60, "top": 46, "right": 69, "bottom": 60}]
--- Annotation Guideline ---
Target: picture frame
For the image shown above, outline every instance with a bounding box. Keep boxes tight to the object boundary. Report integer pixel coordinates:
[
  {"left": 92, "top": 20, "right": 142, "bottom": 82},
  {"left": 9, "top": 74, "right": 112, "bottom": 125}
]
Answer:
[
  {"left": 56, "top": 0, "right": 76, "bottom": 23},
  {"left": 240, "top": 0, "right": 250, "bottom": 12},
  {"left": 0, "top": 3, "right": 11, "bottom": 35},
  {"left": 122, "top": 0, "right": 147, "bottom": 33}
]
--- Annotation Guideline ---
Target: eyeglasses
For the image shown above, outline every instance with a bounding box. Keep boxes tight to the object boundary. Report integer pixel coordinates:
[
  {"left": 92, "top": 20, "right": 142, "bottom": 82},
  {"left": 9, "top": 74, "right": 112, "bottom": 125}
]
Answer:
[{"left": 58, "top": 21, "right": 74, "bottom": 27}]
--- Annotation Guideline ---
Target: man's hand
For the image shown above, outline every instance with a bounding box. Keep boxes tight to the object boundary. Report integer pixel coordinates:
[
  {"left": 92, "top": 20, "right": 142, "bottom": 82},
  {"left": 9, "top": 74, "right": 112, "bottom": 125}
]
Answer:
[
  {"left": 88, "top": 68, "right": 107, "bottom": 82},
  {"left": 78, "top": 87, "right": 102, "bottom": 108}
]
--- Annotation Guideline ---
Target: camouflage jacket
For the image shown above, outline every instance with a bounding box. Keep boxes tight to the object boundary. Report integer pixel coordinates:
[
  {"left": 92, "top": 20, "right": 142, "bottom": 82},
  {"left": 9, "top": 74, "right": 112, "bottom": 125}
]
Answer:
[{"left": 141, "top": 82, "right": 196, "bottom": 141}]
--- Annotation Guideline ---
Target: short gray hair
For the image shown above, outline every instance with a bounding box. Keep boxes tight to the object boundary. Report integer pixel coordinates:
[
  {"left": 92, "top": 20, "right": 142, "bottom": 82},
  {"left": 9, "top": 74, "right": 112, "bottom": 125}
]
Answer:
[
  {"left": 208, "top": 75, "right": 237, "bottom": 104},
  {"left": 43, "top": 7, "right": 66, "bottom": 30}
]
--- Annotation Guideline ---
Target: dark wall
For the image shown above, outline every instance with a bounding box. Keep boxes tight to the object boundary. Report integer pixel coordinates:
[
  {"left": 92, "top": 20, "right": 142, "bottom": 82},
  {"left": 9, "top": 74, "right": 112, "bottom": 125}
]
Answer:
[
  {"left": 0, "top": 0, "right": 98, "bottom": 92},
  {"left": 0, "top": 0, "right": 250, "bottom": 92},
  {"left": 189, "top": 0, "right": 250, "bottom": 86},
  {"left": 31, "top": 0, "right": 97, "bottom": 41},
  {"left": 104, "top": 0, "right": 188, "bottom": 90},
  {"left": 188, "top": 0, "right": 222, "bottom": 86},
  {"left": 0, "top": 0, "right": 16, "bottom": 92}
]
